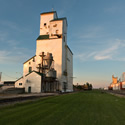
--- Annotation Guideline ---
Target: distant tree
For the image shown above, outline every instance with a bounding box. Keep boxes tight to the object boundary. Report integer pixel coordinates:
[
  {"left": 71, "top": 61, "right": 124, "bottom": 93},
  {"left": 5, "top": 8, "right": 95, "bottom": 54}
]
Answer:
[
  {"left": 83, "top": 84, "right": 88, "bottom": 90},
  {"left": 89, "top": 84, "right": 92, "bottom": 90},
  {"left": 77, "top": 85, "right": 82, "bottom": 90},
  {"left": 73, "top": 84, "right": 84, "bottom": 91},
  {"left": 83, "top": 82, "right": 93, "bottom": 90}
]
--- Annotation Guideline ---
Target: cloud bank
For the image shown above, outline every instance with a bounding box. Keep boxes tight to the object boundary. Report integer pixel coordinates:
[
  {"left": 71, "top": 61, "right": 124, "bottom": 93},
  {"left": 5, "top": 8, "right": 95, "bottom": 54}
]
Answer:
[{"left": 75, "top": 39, "right": 125, "bottom": 61}]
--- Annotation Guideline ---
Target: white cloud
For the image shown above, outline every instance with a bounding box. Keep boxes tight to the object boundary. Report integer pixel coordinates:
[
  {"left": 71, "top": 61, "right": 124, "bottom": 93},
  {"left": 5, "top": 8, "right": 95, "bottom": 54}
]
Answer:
[
  {"left": 0, "top": 41, "right": 32, "bottom": 64},
  {"left": 0, "top": 50, "right": 10, "bottom": 57},
  {"left": 94, "top": 39, "right": 120, "bottom": 60},
  {"left": 75, "top": 39, "right": 125, "bottom": 61},
  {"left": 75, "top": 52, "right": 96, "bottom": 61},
  {"left": 0, "top": 50, "right": 11, "bottom": 63},
  {"left": 0, "top": 28, "right": 33, "bottom": 64},
  {"left": 0, "top": 49, "right": 30, "bottom": 64},
  {"left": 0, "top": 31, "right": 8, "bottom": 41},
  {"left": 76, "top": 25, "right": 110, "bottom": 40},
  {"left": 94, "top": 55, "right": 112, "bottom": 60},
  {"left": 6, "top": 40, "right": 20, "bottom": 47}
]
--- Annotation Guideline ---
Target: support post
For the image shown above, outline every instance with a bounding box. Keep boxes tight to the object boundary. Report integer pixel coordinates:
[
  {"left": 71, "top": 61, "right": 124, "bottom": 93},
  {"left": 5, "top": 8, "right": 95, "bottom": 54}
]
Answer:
[{"left": 40, "top": 52, "right": 45, "bottom": 92}]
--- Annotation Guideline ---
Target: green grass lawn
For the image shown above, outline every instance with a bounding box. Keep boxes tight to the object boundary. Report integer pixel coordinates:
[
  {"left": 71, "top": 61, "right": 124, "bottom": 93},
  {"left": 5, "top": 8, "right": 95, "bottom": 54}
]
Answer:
[{"left": 0, "top": 90, "right": 125, "bottom": 125}]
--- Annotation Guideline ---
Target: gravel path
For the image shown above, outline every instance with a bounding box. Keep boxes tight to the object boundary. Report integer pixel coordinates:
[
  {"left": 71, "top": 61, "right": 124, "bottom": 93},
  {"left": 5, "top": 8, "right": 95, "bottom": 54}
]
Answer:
[
  {"left": 0, "top": 93, "right": 59, "bottom": 106},
  {"left": 104, "top": 90, "right": 125, "bottom": 98}
]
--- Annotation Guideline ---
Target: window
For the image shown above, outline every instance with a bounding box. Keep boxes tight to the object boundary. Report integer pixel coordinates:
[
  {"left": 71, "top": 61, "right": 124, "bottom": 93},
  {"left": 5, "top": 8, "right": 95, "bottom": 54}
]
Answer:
[
  {"left": 63, "top": 36, "right": 65, "bottom": 42},
  {"left": 29, "top": 62, "right": 31, "bottom": 65},
  {"left": 33, "top": 57, "right": 35, "bottom": 62},
  {"left": 63, "top": 82, "right": 67, "bottom": 92},
  {"left": 29, "top": 67, "right": 32, "bottom": 73},
  {"left": 56, "top": 30, "right": 58, "bottom": 34},
  {"left": 19, "top": 83, "right": 22, "bottom": 86},
  {"left": 53, "top": 24, "right": 57, "bottom": 27},
  {"left": 44, "top": 23, "right": 47, "bottom": 26}
]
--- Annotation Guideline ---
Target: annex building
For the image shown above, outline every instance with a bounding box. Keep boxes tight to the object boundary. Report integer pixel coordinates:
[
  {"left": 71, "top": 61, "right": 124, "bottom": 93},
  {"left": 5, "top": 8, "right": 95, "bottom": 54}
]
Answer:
[
  {"left": 109, "top": 74, "right": 125, "bottom": 90},
  {"left": 15, "top": 11, "right": 73, "bottom": 93}
]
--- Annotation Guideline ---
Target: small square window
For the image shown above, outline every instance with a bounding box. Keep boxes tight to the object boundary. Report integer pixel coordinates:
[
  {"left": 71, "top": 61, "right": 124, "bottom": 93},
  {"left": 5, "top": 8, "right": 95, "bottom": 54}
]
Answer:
[
  {"left": 56, "top": 30, "right": 58, "bottom": 34},
  {"left": 29, "top": 67, "right": 32, "bottom": 73},
  {"left": 44, "top": 23, "right": 47, "bottom": 26},
  {"left": 53, "top": 24, "right": 57, "bottom": 27},
  {"left": 19, "top": 83, "right": 22, "bottom": 86},
  {"left": 63, "top": 36, "right": 65, "bottom": 42},
  {"left": 33, "top": 57, "right": 35, "bottom": 62}
]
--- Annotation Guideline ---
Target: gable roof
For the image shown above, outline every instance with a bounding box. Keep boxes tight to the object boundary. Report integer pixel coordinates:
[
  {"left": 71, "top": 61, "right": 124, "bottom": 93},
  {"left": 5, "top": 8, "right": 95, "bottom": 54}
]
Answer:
[
  {"left": 25, "top": 70, "right": 43, "bottom": 77},
  {"left": 15, "top": 76, "right": 23, "bottom": 82},
  {"left": 66, "top": 45, "right": 73, "bottom": 55},
  {"left": 23, "top": 55, "right": 36, "bottom": 64}
]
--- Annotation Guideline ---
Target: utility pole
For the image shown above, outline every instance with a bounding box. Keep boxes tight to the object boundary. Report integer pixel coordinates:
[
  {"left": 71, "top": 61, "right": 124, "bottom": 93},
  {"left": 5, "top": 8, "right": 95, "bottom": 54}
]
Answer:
[
  {"left": 0, "top": 72, "right": 2, "bottom": 82},
  {"left": 39, "top": 52, "right": 45, "bottom": 92}
]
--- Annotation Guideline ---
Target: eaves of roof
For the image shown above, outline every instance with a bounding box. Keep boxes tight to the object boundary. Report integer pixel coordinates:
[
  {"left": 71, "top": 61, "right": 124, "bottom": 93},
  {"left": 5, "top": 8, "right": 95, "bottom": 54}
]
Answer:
[{"left": 23, "top": 55, "right": 36, "bottom": 64}]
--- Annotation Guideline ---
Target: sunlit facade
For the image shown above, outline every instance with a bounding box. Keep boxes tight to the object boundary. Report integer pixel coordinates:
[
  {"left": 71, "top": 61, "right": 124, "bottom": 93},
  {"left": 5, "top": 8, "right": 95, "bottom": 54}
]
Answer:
[
  {"left": 15, "top": 11, "right": 73, "bottom": 93},
  {"left": 109, "top": 75, "right": 125, "bottom": 90}
]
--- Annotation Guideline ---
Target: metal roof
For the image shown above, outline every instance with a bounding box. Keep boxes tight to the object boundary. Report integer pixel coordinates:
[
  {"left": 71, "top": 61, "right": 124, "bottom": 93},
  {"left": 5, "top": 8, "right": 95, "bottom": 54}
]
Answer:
[
  {"left": 40, "top": 11, "right": 57, "bottom": 15},
  {"left": 67, "top": 45, "right": 73, "bottom": 55},
  {"left": 50, "top": 17, "right": 67, "bottom": 22},
  {"left": 15, "top": 77, "right": 23, "bottom": 82},
  {"left": 36, "top": 35, "right": 49, "bottom": 40},
  {"left": 25, "top": 71, "right": 43, "bottom": 77},
  {"left": 50, "top": 17, "right": 68, "bottom": 26},
  {"left": 23, "top": 55, "right": 36, "bottom": 64}
]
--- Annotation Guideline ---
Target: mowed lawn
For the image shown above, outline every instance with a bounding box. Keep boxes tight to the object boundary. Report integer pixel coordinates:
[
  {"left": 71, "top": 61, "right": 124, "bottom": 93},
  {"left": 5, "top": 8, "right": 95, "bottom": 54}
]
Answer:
[{"left": 0, "top": 91, "right": 125, "bottom": 125}]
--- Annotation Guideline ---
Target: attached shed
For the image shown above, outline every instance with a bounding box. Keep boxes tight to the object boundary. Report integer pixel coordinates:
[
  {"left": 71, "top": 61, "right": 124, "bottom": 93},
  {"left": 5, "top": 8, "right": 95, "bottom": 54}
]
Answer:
[{"left": 24, "top": 71, "right": 42, "bottom": 93}]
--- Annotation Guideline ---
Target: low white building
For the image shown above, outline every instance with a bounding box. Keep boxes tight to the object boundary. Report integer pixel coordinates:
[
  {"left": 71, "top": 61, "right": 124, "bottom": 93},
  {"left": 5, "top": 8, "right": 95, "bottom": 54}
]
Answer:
[{"left": 15, "top": 11, "right": 73, "bottom": 93}]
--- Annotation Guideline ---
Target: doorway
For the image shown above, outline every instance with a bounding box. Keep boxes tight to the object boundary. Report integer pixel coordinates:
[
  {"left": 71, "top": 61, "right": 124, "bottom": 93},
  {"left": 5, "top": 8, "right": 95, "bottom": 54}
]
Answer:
[{"left": 28, "top": 86, "right": 31, "bottom": 93}]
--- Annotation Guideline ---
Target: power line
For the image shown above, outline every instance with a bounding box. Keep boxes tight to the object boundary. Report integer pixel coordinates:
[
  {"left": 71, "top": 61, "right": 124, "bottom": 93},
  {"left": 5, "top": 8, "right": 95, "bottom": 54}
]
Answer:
[{"left": 2, "top": 72, "right": 17, "bottom": 79}]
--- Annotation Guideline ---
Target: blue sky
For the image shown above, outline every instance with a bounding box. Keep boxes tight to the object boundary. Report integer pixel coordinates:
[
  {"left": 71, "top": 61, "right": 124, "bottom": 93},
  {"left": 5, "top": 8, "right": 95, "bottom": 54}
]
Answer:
[{"left": 1, "top": 0, "right": 125, "bottom": 88}]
